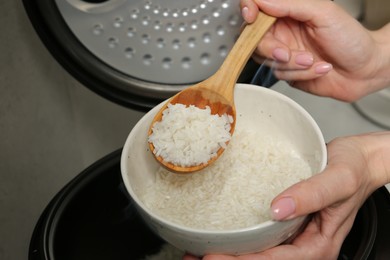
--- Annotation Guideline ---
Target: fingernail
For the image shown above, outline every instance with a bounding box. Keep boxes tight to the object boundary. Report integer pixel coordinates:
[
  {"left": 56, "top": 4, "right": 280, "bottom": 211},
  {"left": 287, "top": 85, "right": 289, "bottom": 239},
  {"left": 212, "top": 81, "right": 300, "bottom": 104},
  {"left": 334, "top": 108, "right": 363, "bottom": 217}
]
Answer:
[
  {"left": 315, "top": 63, "right": 333, "bottom": 74},
  {"left": 241, "top": 7, "right": 250, "bottom": 21},
  {"left": 295, "top": 53, "right": 314, "bottom": 66},
  {"left": 272, "top": 48, "right": 290, "bottom": 62},
  {"left": 271, "top": 197, "right": 296, "bottom": 220}
]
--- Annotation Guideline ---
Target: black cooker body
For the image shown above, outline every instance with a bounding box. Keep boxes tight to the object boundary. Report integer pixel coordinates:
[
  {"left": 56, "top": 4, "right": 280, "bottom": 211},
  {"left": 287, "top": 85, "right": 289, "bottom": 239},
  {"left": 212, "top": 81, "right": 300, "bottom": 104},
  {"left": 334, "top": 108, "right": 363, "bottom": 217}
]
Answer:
[{"left": 28, "top": 149, "right": 390, "bottom": 260}]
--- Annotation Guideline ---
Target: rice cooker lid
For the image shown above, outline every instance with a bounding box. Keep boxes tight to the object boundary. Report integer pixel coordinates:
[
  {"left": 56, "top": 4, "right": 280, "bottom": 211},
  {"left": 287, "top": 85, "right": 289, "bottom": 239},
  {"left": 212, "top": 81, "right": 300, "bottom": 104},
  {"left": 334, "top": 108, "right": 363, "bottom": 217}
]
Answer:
[
  {"left": 28, "top": 149, "right": 390, "bottom": 260},
  {"left": 23, "top": 0, "right": 256, "bottom": 111},
  {"left": 58, "top": 0, "right": 242, "bottom": 85}
]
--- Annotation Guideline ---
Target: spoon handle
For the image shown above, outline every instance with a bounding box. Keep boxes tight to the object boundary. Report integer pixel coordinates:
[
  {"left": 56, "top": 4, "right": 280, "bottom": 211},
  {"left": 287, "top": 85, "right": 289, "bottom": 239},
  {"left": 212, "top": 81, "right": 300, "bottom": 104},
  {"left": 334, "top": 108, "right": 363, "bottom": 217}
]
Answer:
[{"left": 211, "top": 12, "right": 276, "bottom": 101}]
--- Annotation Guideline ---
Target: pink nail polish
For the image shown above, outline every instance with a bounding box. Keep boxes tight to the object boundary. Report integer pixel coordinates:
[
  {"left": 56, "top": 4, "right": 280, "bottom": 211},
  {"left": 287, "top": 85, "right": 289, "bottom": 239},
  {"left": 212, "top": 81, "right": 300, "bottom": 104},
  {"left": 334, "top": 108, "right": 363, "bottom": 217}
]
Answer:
[
  {"left": 271, "top": 197, "right": 296, "bottom": 220},
  {"left": 295, "top": 53, "right": 314, "bottom": 66},
  {"left": 315, "top": 63, "right": 333, "bottom": 74},
  {"left": 241, "top": 7, "right": 250, "bottom": 21},
  {"left": 272, "top": 48, "right": 290, "bottom": 62}
]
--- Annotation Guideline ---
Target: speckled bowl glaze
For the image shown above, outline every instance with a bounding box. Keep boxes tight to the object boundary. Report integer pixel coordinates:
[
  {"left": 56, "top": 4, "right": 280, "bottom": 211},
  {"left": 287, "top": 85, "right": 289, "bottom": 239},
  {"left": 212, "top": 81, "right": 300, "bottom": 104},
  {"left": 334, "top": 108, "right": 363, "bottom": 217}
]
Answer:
[{"left": 121, "top": 83, "right": 327, "bottom": 256}]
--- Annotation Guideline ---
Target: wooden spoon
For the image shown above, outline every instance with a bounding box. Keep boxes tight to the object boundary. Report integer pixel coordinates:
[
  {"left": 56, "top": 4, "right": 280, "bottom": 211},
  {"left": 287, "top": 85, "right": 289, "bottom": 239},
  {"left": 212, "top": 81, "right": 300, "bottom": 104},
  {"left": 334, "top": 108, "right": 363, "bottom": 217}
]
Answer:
[{"left": 148, "top": 12, "right": 276, "bottom": 173}]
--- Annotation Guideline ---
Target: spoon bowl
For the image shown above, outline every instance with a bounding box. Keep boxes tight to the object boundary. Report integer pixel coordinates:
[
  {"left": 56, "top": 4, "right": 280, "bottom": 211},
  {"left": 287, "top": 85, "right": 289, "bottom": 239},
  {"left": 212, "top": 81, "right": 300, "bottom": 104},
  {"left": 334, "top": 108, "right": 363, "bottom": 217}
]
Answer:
[{"left": 148, "top": 12, "right": 276, "bottom": 173}]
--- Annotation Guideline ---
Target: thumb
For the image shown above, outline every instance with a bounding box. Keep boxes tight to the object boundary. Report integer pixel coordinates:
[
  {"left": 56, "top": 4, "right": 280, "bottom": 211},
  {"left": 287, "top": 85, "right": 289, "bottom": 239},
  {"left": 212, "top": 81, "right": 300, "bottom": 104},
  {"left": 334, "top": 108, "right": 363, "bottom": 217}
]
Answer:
[
  {"left": 255, "top": 0, "right": 333, "bottom": 25},
  {"left": 270, "top": 164, "right": 355, "bottom": 221}
]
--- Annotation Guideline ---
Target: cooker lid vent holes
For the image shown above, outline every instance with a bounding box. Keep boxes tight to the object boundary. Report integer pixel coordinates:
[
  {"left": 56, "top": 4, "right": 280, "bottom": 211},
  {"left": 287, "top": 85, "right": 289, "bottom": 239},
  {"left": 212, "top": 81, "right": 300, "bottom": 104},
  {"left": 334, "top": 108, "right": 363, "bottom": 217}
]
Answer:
[{"left": 57, "top": 0, "right": 243, "bottom": 85}]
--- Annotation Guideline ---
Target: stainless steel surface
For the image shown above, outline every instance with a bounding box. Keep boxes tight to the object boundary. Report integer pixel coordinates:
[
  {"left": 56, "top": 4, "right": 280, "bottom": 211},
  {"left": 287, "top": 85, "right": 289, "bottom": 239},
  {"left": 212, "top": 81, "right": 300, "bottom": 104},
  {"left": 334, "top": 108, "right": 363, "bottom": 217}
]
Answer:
[{"left": 57, "top": 0, "right": 242, "bottom": 85}]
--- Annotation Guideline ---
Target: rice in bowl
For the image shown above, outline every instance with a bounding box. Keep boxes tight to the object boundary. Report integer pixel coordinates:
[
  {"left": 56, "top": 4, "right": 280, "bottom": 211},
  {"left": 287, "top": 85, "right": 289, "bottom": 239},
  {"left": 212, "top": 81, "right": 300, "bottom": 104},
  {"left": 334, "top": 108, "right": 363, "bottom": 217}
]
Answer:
[{"left": 142, "top": 128, "right": 311, "bottom": 230}]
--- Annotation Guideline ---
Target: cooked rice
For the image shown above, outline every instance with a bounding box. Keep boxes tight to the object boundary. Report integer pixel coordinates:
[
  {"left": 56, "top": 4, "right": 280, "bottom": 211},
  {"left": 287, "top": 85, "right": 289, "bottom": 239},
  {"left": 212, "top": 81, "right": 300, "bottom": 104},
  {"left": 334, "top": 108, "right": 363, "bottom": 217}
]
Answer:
[
  {"left": 141, "top": 128, "right": 312, "bottom": 231},
  {"left": 148, "top": 103, "right": 233, "bottom": 167}
]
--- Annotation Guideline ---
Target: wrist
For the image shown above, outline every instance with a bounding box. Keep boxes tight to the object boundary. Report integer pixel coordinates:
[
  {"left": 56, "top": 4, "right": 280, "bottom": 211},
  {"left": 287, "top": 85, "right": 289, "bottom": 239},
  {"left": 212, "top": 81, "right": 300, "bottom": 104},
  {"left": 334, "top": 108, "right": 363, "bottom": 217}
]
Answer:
[
  {"left": 361, "top": 132, "right": 390, "bottom": 190},
  {"left": 369, "top": 24, "right": 390, "bottom": 91}
]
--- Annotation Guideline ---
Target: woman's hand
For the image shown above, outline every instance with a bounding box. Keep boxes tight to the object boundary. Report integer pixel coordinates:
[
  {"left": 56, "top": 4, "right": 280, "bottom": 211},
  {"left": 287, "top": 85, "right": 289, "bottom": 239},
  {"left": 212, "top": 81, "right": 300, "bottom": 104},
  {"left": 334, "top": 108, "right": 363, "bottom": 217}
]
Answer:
[
  {"left": 240, "top": 0, "right": 390, "bottom": 102},
  {"left": 183, "top": 131, "right": 390, "bottom": 260}
]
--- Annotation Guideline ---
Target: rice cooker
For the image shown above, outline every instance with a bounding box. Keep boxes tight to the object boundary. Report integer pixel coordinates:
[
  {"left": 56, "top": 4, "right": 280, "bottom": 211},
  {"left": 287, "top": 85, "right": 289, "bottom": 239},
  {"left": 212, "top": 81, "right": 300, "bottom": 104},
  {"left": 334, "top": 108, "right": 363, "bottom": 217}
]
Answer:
[{"left": 23, "top": 1, "right": 390, "bottom": 259}]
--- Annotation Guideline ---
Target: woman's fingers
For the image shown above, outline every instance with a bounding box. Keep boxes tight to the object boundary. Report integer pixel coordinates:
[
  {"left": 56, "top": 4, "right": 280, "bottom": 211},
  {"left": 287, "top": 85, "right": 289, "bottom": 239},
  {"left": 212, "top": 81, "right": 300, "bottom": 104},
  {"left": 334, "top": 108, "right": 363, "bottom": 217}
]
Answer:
[
  {"left": 189, "top": 206, "right": 357, "bottom": 260},
  {"left": 252, "top": 50, "right": 331, "bottom": 82},
  {"left": 240, "top": 0, "right": 259, "bottom": 23},
  {"left": 253, "top": 32, "right": 320, "bottom": 70},
  {"left": 255, "top": 32, "right": 291, "bottom": 61},
  {"left": 253, "top": 50, "right": 318, "bottom": 69},
  {"left": 272, "top": 61, "right": 333, "bottom": 81},
  {"left": 252, "top": 0, "right": 332, "bottom": 25},
  {"left": 270, "top": 134, "right": 372, "bottom": 222},
  {"left": 270, "top": 166, "right": 359, "bottom": 221}
]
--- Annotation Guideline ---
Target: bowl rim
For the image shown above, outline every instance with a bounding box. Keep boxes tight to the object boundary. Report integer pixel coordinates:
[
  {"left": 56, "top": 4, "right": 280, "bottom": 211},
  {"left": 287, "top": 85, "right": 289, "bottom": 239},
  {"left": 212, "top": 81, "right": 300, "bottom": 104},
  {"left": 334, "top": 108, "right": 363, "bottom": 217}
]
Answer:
[{"left": 120, "top": 83, "right": 327, "bottom": 234}]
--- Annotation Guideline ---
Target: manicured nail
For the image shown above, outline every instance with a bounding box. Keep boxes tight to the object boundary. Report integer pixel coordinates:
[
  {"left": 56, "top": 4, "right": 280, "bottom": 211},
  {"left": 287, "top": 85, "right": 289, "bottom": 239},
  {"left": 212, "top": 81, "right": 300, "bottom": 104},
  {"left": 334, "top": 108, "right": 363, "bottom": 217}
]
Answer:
[
  {"left": 295, "top": 53, "right": 314, "bottom": 66},
  {"left": 315, "top": 63, "right": 333, "bottom": 74},
  {"left": 241, "top": 7, "right": 250, "bottom": 21},
  {"left": 271, "top": 197, "right": 296, "bottom": 220},
  {"left": 272, "top": 48, "right": 290, "bottom": 62}
]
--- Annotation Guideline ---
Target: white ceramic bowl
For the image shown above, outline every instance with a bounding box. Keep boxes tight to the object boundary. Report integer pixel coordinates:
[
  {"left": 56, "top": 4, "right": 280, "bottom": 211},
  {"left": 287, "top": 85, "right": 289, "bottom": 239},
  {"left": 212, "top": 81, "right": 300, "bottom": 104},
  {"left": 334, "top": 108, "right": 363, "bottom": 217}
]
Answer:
[{"left": 121, "top": 83, "right": 327, "bottom": 256}]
